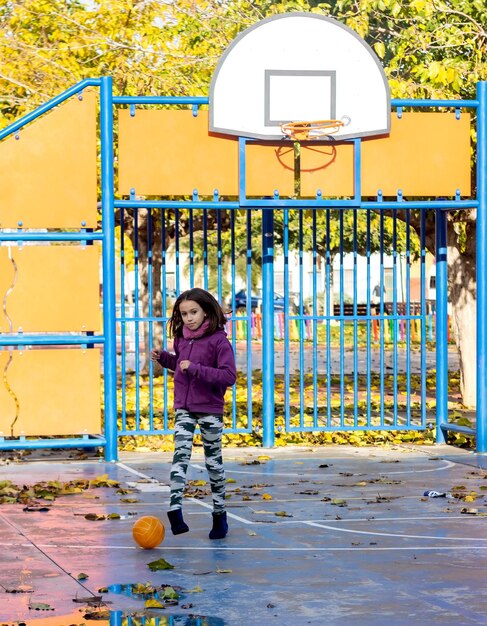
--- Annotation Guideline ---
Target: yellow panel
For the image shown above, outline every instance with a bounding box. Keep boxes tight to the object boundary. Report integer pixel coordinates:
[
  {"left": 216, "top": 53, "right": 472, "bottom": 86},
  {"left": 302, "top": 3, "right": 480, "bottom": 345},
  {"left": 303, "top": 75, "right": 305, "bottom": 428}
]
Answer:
[
  {"left": 246, "top": 143, "right": 295, "bottom": 197},
  {"left": 0, "top": 90, "right": 97, "bottom": 229},
  {"left": 301, "top": 113, "right": 471, "bottom": 197},
  {"left": 118, "top": 109, "right": 294, "bottom": 197},
  {"left": 119, "top": 110, "right": 471, "bottom": 198},
  {"left": 362, "top": 112, "right": 471, "bottom": 196},
  {"left": 0, "top": 348, "right": 101, "bottom": 437},
  {"left": 119, "top": 109, "right": 239, "bottom": 196},
  {"left": 0, "top": 246, "right": 100, "bottom": 333},
  {"left": 300, "top": 143, "right": 355, "bottom": 197}
]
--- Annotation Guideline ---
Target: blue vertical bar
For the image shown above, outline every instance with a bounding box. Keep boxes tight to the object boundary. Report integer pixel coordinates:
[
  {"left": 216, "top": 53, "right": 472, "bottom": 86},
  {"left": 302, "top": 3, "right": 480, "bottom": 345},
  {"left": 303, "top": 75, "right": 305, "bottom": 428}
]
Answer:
[
  {"left": 353, "top": 208, "right": 358, "bottom": 426},
  {"left": 230, "top": 209, "right": 237, "bottom": 430},
  {"left": 203, "top": 209, "right": 208, "bottom": 290},
  {"left": 246, "top": 210, "right": 253, "bottom": 431},
  {"left": 379, "top": 195, "right": 385, "bottom": 427},
  {"left": 262, "top": 207, "right": 275, "bottom": 447},
  {"left": 147, "top": 208, "right": 154, "bottom": 431},
  {"left": 299, "top": 209, "right": 305, "bottom": 427},
  {"left": 420, "top": 210, "right": 427, "bottom": 424},
  {"left": 161, "top": 209, "right": 169, "bottom": 430},
  {"left": 339, "top": 211, "right": 345, "bottom": 426},
  {"left": 325, "top": 209, "right": 332, "bottom": 426},
  {"left": 284, "top": 208, "right": 291, "bottom": 430},
  {"left": 405, "top": 210, "right": 412, "bottom": 426},
  {"left": 175, "top": 206, "right": 180, "bottom": 294},
  {"left": 120, "top": 209, "right": 127, "bottom": 431},
  {"left": 476, "top": 81, "right": 487, "bottom": 453},
  {"left": 133, "top": 206, "right": 140, "bottom": 429},
  {"left": 435, "top": 207, "right": 448, "bottom": 443},
  {"left": 217, "top": 206, "right": 222, "bottom": 303},
  {"left": 366, "top": 208, "right": 372, "bottom": 427},
  {"left": 312, "top": 209, "right": 318, "bottom": 427},
  {"left": 189, "top": 201, "right": 195, "bottom": 288},
  {"left": 100, "top": 76, "right": 118, "bottom": 462},
  {"left": 392, "top": 203, "right": 398, "bottom": 427}
]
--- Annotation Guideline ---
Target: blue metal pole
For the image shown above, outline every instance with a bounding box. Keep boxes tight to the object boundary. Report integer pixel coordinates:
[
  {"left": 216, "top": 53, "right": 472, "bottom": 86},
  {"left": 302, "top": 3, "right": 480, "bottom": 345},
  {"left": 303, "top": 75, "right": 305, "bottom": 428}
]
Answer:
[
  {"left": 435, "top": 208, "right": 448, "bottom": 444},
  {"left": 262, "top": 207, "right": 275, "bottom": 447},
  {"left": 476, "top": 81, "right": 487, "bottom": 453},
  {"left": 100, "top": 76, "right": 118, "bottom": 462}
]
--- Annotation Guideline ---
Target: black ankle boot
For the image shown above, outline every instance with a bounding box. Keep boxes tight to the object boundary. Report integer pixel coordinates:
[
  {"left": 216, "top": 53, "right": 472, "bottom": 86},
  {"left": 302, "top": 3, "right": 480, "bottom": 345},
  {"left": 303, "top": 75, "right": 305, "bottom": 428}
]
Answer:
[
  {"left": 167, "top": 509, "right": 189, "bottom": 535},
  {"left": 209, "top": 511, "right": 228, "bottom": 540}
]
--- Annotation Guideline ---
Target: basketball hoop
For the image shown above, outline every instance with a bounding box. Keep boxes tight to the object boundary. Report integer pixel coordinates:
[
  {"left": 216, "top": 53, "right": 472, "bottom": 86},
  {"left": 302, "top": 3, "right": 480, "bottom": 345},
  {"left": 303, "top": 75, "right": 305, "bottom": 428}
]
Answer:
[{"left": 280, "top": 119, "right": 345, "bottom": 141}]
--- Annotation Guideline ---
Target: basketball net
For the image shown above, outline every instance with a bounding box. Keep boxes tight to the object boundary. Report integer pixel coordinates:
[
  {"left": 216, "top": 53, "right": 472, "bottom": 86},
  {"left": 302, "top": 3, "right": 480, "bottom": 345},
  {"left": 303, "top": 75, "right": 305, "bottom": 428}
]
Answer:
[{"left": 280, "top": 119, "right": 345, "bottom": 141}]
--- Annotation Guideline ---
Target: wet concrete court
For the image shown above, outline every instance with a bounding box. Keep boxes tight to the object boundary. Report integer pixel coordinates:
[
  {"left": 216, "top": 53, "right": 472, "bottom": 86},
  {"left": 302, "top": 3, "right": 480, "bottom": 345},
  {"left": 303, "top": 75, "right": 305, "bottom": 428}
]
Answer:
[{"left": 1, "top": 445, "right": 487, "bottom": 626}]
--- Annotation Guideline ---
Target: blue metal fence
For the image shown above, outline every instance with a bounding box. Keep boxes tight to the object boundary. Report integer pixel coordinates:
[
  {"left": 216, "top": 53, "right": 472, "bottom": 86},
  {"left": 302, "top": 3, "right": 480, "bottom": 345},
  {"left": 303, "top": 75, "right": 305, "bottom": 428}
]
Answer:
[{"left": 1, "top": 79, "right": 486, "bottom": 459}]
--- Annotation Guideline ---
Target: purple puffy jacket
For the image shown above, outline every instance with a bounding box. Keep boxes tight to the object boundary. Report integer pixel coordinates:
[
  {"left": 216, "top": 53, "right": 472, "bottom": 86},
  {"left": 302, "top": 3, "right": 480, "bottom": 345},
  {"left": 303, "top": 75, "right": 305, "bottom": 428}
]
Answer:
[{"left": 157, "top": 329, "right": 236, "bottom": 414}]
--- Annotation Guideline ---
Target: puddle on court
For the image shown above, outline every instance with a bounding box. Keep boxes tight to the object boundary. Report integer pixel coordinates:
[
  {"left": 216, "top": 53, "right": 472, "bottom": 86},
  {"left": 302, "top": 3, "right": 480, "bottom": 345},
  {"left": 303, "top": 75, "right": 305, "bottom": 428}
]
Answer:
[{"left": 7, "top": 582, "right": 225, "bottom": 625}]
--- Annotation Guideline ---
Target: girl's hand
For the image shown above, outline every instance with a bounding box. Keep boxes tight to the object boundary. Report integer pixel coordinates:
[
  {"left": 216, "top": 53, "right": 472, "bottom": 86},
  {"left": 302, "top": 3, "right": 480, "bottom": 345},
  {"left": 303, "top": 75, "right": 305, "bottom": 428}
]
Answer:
[
  {"left": 150, "top": 349, "right": 161, "bottom": 363},
  {"left": 180, "top": 360, "right": 191, "bottom": 372}
]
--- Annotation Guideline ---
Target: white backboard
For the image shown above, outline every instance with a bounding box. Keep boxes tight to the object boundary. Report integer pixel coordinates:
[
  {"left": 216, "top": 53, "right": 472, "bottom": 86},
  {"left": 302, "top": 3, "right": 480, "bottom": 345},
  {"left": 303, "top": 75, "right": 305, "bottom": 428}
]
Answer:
[{"left": 209, "top": 13, "right": 390, "bottom": 140}]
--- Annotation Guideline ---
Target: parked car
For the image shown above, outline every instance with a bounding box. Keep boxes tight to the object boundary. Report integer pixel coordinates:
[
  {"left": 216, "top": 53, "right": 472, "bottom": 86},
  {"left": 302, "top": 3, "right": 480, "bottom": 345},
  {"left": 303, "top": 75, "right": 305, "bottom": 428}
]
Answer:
[{"left": 231, "top": 290, "right": 297, "bottom": 312}]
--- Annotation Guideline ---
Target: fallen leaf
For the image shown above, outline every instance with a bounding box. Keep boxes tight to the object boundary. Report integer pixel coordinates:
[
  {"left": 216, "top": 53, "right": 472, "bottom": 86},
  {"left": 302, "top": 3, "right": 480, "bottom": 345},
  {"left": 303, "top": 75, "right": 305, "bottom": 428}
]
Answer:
[
  {"left": 216, "top": 569, "right": 232, "bottom": 573},
  {"left": 147, "top": 558, "right": 175, "bottom": 571},
  {"left": 161, "top": 587, "right": 179, "bottom": 601},
  {"left": 77, "top": 573, "right": 89, "bottom": 581},
  {"left": 145, "top": 598, "right": 165, "bottom": 608},
  {"left": 29, "top": 602, "right": 54, "bottom": 611}
]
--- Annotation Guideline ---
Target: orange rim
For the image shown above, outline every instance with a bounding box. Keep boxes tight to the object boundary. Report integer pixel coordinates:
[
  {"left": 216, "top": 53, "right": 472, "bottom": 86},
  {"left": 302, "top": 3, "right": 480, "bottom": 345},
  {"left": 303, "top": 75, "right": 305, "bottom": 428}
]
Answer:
[{"left": 280, "top": 119, "right": 345, "bottom": 140}]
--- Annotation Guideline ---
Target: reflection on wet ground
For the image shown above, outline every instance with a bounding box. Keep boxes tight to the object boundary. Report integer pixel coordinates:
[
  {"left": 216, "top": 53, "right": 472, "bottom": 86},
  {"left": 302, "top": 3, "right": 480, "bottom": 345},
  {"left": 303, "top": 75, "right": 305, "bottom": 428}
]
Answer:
[{"left": 9, "top": 610, "right": 224, "bottom": 625}]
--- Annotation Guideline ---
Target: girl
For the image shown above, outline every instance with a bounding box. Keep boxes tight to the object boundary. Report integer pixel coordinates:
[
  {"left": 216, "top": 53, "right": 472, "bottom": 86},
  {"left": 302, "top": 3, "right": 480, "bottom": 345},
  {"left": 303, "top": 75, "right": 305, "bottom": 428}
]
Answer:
[{"left": 150, "top": 288, "right": 236, "bottom": 540}]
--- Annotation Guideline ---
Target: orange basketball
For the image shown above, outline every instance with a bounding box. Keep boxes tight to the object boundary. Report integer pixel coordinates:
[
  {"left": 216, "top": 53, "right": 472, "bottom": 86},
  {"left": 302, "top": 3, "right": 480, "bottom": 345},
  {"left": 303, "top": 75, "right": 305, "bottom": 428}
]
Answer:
[{"left": 132, "top": 515, "right": 165, "bottom": 549}]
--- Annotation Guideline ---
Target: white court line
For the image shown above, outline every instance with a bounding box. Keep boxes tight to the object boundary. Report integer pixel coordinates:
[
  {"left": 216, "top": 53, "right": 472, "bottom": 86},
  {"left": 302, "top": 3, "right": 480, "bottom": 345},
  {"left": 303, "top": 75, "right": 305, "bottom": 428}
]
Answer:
[
  {"left": 303, "top": 520, "right": 487, "bottom": 541},
  {"left": 193, "top": 460, "right": 456, "bottom": 477},
  {"left": 187, "top": 497, "right": 253, "bottom": 525},
  {"left": 0, "top": 541, "right": 485, "bottom": 552},
  {"left": 118, "top": 460, "right": 475, "bottom": 534},
  {"left": 278, "top": 515, "right": 487, "bottom": 523},
  {"left": 117, "top": 461, "right": 168, "bottom": 485},
  {"left": 117, "top": 461, "right": 252, "bottom": 524}
]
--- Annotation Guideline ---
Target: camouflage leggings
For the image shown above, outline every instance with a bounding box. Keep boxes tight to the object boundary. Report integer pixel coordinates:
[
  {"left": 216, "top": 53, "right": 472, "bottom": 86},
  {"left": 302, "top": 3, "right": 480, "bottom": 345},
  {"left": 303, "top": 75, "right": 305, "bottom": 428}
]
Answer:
[{"left": 169, "top": 409, "right": 226, "bottom": 513}]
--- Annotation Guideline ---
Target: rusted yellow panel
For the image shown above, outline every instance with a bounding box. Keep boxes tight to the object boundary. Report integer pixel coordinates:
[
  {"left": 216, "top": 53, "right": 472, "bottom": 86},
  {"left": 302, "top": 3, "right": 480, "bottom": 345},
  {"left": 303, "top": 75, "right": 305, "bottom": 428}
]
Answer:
[
  {"left": 0, "top": 245, "right": 100, "bottom": 333},
  {"left": 0, "top": 348, "right": 101, "bottom": 437},
  {"left": 118, "top": 109, "right": 294, "bottom": 197},
  {"left": 300, "top": 143, "right": 355, "bottom": 197},
  {"left": 361, "top": 112, "right": 471, "bottom": 196},
  {"left": 0, "top": 90, "right": 98, "bottom": 229}
]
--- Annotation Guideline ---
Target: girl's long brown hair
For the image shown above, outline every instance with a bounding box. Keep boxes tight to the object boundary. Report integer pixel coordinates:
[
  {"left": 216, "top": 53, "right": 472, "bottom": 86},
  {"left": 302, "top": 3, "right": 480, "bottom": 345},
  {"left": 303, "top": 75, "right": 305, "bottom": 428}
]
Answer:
[{"left": 169, "top": 288, "right": 227, "bottom": 338}]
